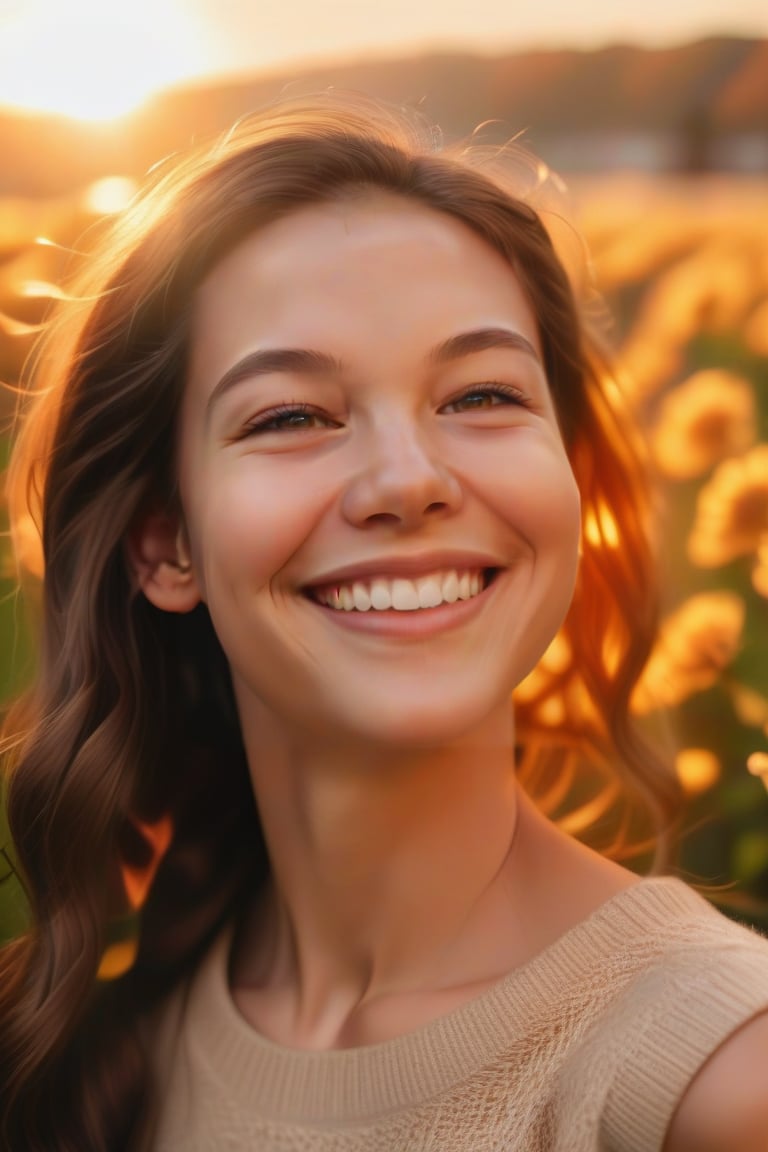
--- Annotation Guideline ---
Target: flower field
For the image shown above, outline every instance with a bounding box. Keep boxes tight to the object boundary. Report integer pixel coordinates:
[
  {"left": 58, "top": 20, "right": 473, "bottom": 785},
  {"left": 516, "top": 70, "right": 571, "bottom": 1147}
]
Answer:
[
  {"left": 578, "top": 174, "right": 768, "bottom": 914},
  {"left": 1, "top": 170, "right": 767, "bottom": 937}
]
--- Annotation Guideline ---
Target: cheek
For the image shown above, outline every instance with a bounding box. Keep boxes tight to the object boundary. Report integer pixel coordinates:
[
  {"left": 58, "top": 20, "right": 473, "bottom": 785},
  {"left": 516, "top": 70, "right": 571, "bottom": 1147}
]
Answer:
[
  {"left": 531, "top": 463, "right": 581, "bottom": 550},
  {"left": 185, "top": 460, "right": 330, "bottom": 598},
  {"left": 481, "top": 442, "right": 582, "bottom": 556}
]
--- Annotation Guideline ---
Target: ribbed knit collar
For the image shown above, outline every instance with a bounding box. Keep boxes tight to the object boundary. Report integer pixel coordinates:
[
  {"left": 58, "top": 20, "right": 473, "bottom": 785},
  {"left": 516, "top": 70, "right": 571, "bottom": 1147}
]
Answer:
[{"left": 181, "top": 877, "right": 714, "bottom": 1123}]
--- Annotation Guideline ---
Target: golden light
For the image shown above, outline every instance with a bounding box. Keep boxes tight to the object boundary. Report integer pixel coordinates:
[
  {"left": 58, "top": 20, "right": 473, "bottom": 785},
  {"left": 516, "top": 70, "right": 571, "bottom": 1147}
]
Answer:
[
  {"left": 583, "top": 501, "right": 620, "bottom": 550},
  {"left": 675, "top": 748, "right": 720, "bottom": 795},
  {"left": 83, "top": 176, "right": 139, "bottom": 216},
  {"left": 748, "top": 752, "right": 768, "bottom": 792},
  {"left": 96, "top": 813, "right": 174, "bottom": 981},
  {"left": 730, "top": 682, "right": 768, "bottom": 729},
  {"left": 534, "top": 695, "right": 567, "bottom": 728},
  {"left": 120, "top": 813, "right": 174, "bottom": 911},
  {"left": 97, "top": 937, "right": 139, "bottom": 981},
  {"left": 0, "top": 0, "right": 208, "bottom": 122}
]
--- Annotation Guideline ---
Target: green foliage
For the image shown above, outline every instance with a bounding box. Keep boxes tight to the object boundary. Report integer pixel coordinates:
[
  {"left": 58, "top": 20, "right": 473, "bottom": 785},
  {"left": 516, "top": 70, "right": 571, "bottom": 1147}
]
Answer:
[
  {"left": 0, "top": 431, "right": 34, "bottom": 939},
  {"left": 0, "top": 801, "right": 27, "bottom": 944}
]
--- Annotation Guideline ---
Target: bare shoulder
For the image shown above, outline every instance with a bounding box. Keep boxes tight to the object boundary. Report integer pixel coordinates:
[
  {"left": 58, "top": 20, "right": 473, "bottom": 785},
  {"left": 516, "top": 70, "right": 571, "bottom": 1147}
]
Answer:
[{"left": 664, "top": 1009, "right": 768, "bottom": 1152}]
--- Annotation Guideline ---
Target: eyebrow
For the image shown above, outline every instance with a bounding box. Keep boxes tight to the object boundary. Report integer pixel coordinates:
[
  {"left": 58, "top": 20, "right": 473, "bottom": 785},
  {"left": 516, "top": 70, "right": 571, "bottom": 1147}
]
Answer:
[
  {"left": 205, "top": 326, "right": 541, "bottom": 418},
  {"left": 206, "top": 347, "right": 342, "bottom": 418},
  {"left": 429, "top": 327, "right": 541, "bottom": 365}
]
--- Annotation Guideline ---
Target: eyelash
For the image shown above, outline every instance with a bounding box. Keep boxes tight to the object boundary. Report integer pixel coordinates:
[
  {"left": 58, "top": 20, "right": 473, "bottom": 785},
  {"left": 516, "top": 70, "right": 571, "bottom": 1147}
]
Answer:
[
  {"left": 240, "top": 383, "right": 531, "bottom": 436},
  {"left": 242, "top": 403, "right": 333, "bottom": 435},
  {"left": 441, "top": 381, "right": 532, "bottom": 412}
]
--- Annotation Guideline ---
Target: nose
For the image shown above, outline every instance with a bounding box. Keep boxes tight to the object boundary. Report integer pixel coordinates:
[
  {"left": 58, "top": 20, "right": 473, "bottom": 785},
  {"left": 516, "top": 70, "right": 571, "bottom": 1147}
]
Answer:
[{"left": 341, "top": 420, "right": 463, "bottom": 529}]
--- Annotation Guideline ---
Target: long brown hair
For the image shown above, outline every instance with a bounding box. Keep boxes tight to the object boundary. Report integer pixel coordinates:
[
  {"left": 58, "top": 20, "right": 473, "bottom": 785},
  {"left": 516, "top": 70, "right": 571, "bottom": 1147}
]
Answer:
[{"left": 0, "top": 94, "right": 681, "bottom": 1149}]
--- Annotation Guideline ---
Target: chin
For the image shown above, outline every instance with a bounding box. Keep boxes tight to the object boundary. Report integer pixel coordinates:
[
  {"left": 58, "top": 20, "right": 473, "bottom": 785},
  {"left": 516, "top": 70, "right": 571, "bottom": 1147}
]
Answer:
[{"left": 326, "top": 685, "right": 512, "bottom": 752}]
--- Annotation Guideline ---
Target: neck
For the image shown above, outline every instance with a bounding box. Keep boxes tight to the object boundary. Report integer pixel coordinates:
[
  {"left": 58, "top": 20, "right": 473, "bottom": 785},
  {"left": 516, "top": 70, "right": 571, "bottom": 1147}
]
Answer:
[{"left": 232, "top": 702, "right": 528, "bottom": 1040}]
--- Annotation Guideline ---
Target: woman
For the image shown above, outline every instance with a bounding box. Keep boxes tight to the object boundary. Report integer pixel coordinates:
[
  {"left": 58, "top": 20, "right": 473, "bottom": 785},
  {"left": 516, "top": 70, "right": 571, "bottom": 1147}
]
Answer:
[{"left": 2, "top": 95, "right": 768, "bottom": 1151}]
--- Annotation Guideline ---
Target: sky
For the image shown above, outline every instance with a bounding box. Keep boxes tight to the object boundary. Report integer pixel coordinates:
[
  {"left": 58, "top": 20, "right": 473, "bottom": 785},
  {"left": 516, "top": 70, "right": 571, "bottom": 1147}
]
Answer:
[
  {"left": 0, "top": 0, "right": 766, "bottom": 120},
  {"left": 198, "top": 0, "right": 768, "bottom": 73}
]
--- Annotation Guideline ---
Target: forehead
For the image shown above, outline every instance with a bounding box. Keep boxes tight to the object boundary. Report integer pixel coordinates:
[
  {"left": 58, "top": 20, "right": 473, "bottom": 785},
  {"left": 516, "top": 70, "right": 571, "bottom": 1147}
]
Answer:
[
  {"left": 186, "top": 192, "right": 541, "bottom": 376},
  {"left": 201, "top": 190, "right": 504, "bottom": 275}
]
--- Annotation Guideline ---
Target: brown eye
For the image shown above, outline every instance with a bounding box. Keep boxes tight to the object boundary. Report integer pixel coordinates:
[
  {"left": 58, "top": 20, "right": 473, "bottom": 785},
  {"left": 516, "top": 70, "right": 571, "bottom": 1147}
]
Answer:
[
  {"left": 441, "top": 383, "right": 530, "bottom": 414},
  {"left": 243, "top": 404, "right": 338, "bottom": 435},
  {"left": 450, "top": 392, "right": 503, "bottom": 410},
  {"left": 269, "top": 410, "right": 323, "bottom": 429}
]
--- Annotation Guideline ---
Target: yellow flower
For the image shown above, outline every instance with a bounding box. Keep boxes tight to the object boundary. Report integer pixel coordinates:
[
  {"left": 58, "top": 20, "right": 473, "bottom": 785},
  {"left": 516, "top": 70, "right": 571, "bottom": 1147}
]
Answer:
[
  {"left": 617, "top": 246, "right": 753, "bottom": 403},
  {"left": 632, "top": 591, "right": 745, "bottom": 713},
  {"left": 676, "top": 748, "right": 721, "bottom": 795},
  {"left": 730, "top": 682, "right": 768, "bottom": 729},
  {"left": 651, "top": 370, "right": 756, "bottom": 480},
  {"left": 687, "top": 444, "right": 768, "bottom": 568},
  {"left": 747, "top": 752, "right": 768, "bottom": 793}
]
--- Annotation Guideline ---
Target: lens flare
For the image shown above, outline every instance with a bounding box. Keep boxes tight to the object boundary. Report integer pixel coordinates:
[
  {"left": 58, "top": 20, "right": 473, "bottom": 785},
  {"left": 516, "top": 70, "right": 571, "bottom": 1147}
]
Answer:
[{"left": 0, "top": 0, "right": 208, "bottom": 121}]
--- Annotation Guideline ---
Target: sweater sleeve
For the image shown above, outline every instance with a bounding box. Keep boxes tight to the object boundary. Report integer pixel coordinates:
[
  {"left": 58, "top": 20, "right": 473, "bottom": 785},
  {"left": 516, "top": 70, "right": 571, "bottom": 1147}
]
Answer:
[{"left": 600, "top": 919, "right": 768, "bottom": 1152}]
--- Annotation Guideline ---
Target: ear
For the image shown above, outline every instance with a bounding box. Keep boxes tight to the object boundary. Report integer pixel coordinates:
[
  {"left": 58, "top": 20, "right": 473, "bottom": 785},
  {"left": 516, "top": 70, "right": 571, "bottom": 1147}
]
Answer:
[{"left": 126, "top": 511, "right": 202, "bottom": 613}]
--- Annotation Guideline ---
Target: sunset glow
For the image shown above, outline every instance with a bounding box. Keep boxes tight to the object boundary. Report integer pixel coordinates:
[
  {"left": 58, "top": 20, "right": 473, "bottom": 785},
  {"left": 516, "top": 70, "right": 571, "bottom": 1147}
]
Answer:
[
  {"left": 0, "top": 0, "right": 208, "bottom": 121},
  {"left": 2, "top": 0, "right": 767, "bottom": 124}
]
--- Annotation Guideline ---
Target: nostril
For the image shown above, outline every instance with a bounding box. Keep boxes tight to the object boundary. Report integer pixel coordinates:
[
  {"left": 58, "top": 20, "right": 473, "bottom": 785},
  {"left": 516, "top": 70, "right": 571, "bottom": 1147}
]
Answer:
[{"left": 363, "top": 511, "right": 405, "bottom": 527}]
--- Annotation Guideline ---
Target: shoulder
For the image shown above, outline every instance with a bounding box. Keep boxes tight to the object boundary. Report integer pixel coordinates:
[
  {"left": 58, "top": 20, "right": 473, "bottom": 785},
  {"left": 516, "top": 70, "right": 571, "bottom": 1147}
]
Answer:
[
  {"left": 592, "top": 884, "right": 768, "bottom": 1152},
  {"left": 664, "top": 1009, "right": 768, "bottom": 1152}
]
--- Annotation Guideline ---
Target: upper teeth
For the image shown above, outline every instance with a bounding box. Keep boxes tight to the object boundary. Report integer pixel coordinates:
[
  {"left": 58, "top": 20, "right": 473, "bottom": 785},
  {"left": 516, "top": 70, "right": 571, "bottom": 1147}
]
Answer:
[{"left": 314, "top": 570, "right": 486, "bottom": 612}]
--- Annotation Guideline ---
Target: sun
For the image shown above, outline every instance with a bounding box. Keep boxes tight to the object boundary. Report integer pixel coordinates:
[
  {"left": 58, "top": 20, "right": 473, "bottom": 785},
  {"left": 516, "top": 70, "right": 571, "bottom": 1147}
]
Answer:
[{"left": 0, "top": 0, "right": 209, "bottom": 121}]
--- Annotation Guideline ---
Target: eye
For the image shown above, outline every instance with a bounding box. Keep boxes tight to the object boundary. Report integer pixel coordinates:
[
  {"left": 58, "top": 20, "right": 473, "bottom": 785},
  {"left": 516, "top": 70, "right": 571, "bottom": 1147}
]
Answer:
[
  {"left": 440, "top": 382, "right": 531, "bottom": 414},
  {"left": 242, "top": 403, "right": 339, "bottom": 435}
]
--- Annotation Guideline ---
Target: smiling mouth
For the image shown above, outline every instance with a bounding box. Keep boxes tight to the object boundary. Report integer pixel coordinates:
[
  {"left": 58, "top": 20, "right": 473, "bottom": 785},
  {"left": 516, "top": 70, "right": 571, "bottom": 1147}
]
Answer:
[{"left": 307, "top": 568, "right": 498, "bottom": 612}]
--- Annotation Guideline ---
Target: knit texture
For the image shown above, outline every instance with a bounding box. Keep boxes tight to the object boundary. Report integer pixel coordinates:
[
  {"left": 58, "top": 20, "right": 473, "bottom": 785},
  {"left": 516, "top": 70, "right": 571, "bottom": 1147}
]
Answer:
[{"left": 142, "top": 878, "right": 768, "bottom": 1151}]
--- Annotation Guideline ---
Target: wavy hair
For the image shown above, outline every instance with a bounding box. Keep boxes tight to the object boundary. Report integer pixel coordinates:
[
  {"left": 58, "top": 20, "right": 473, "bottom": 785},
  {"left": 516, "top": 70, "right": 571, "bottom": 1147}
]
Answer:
[{"left": 0, "top": 94, "right": 681, "bottom": 1149}]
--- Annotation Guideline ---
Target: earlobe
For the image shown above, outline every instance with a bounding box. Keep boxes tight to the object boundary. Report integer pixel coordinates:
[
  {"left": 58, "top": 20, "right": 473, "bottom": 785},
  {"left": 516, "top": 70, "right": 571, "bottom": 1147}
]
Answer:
[{"left": 126, "top": 512, "right": 202, "bottom": 614}]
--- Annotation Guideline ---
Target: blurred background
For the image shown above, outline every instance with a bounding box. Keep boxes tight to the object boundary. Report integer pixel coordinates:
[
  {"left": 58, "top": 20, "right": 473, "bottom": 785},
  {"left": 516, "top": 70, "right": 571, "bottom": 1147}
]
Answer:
[{"left": 1, "top": 0, "right": 767, "bottom": 940}]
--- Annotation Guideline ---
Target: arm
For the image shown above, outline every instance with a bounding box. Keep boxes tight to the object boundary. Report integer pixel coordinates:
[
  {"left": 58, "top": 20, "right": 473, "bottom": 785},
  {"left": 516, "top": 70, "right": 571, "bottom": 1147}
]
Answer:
[{"left": 663, "top": 1009, "right": 768, "bottom": 1152}]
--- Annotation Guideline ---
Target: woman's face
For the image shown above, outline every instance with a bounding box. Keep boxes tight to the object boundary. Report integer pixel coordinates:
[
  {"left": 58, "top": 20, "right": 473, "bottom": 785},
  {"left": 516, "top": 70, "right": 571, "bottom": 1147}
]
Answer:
[{"left": 177, "top": 193, "right": 581, "bottom": 747}]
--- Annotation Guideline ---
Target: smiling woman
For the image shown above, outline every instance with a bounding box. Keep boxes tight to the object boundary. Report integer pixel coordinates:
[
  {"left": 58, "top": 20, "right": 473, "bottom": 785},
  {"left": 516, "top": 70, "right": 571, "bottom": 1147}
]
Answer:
[
  {"left": 0, "top": 0, "right": 207, "bottom": 120},
  {"left": 166, "top": 193, "right": 580, "bottom": 745},
  {"left": 2, "top": 94, "right": 768, "bottom": 1152}
]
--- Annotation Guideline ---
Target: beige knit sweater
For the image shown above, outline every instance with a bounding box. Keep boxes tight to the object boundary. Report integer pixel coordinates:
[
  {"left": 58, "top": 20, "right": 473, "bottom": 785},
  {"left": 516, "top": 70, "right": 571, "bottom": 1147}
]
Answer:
[{"left": 143, "top": 878, "right": 768, "bottom": 1151}]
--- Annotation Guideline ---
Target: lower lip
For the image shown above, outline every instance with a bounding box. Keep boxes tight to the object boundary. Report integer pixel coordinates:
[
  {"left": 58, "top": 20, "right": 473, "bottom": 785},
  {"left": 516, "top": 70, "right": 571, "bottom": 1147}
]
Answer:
[{"left": 304, "top": 576, "right": 499, "bottom": 639}]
